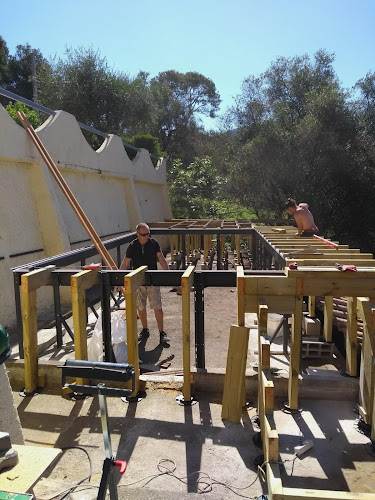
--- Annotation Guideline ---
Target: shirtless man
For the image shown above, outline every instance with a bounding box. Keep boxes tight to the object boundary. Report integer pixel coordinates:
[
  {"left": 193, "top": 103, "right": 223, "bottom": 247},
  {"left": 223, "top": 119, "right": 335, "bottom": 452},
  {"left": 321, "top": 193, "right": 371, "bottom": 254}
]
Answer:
[{"left": 284, "top": 198, "right": 318, "bottom": 237}]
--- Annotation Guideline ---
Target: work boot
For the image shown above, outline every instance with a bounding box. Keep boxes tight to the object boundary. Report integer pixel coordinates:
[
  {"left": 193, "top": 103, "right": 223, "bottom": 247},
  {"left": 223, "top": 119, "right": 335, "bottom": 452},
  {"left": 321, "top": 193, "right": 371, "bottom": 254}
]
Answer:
[
  {"left": 159, "top": 331, "right": 170, "bottom": 344},
  {"left": 138, "top": 328, "right": 150, "bottom": 342}
]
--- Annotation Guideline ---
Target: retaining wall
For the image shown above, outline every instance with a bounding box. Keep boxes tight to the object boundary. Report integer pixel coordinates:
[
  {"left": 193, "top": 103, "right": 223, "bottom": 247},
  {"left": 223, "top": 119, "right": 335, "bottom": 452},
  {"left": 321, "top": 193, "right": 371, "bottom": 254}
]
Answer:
[{"left": 0, "top": 105, "right": 172, "bottom": 327}]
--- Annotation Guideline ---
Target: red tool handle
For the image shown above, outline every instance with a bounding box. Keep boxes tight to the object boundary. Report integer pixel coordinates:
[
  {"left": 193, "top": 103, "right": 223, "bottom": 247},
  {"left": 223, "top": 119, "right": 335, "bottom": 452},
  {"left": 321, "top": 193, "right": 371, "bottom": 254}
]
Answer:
[
  {"left": 115, "top": 460, "right": 127, "bottom": 475},
  {"left": 83, "top": 263, "right": 102, "bottom": 270}
]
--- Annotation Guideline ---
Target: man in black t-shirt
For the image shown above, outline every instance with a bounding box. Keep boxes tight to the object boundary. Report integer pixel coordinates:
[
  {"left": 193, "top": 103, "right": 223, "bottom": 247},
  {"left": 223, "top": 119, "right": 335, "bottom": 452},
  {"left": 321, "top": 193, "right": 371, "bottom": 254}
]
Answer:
[{"left": 120, "top": 223, "right": 170, "bottom": 344}]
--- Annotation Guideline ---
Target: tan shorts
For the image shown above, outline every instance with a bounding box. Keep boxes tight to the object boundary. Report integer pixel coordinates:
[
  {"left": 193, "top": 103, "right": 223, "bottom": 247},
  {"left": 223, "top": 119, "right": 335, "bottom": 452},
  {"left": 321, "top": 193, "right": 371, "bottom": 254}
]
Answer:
[{"left": 136, "top": 286, "right": 162, "bottom": 311}]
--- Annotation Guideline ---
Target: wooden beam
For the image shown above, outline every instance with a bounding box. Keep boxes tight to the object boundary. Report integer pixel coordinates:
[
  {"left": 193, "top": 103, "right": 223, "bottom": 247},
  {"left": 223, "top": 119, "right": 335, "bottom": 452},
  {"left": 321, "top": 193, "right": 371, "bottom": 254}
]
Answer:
[
  {"left": 22, "top": 265, "right": 55, "bottom": 292},
  {"left": 181, "top": 265, "right": 194, "bottom": 402},
  {"left": 22, "top": 281, "right": 38, "bottom": 394},
  {"left": 323, "top": 296, "right": 333, "bottom": 342},
  {"left": 282, "top": 488, "right": 375, "bottom": 499},
  {"left": 221, "top": 324, "right": 250, "bottom": 423},
  {"left": 237, "top": 266, "right": 245, "bottom": 326},
  {"left": 288, "top": 295, "right": 303, "bottom": 410},
  {"left": 345, "top": 297, "right": 357, "bottom": 377}
]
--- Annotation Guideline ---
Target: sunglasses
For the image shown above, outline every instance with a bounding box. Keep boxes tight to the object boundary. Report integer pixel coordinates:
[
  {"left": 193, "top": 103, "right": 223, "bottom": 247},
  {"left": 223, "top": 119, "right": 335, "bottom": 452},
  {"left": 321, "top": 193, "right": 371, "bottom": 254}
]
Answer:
[{"left": 138, "top": 232, "right": 150, "bottom": 237}]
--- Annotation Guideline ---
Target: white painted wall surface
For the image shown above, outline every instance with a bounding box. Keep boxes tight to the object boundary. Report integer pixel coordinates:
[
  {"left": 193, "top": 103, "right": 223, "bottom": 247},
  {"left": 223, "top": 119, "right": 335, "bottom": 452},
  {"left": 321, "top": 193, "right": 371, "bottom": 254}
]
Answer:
[{"left": 0, "top": 104, "right": 172, "bottom": 328}]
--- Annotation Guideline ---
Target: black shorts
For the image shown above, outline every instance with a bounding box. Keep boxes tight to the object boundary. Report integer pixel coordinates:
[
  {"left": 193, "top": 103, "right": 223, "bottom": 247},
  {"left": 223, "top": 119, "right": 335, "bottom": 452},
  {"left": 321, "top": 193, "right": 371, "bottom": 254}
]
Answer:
[{"left": 301, "top": 231, "right": 318, "bottom": 237}]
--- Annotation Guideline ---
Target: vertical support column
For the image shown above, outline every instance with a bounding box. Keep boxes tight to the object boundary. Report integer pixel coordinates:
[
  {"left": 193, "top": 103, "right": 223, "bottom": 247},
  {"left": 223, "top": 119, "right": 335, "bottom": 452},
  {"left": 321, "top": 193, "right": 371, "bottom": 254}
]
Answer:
[
  {"left": 203, "top": 234, "right": 210, "bottom": 264},
  {"left": 220, "top": 235, "right": 225, "bottom": 261},
  {"left": 346, "top": 297, "right": 358, "bottom": 376},
  {"left": 221, "top": 324, "right": 250, "bottom": 423},
  {"left": 323, "top": 296, "right": 333, "bottom": 342},
  {"left": 13, "top": 272, "right": 24, "bottom": 359},
  {"left": 101, "top": 272, "right": 113, "bottom": 362},
  {"left": 194, "top": 271, "right": 205, "bottom": 369},
  {"left": 216, "top": 232, "right": 221, "bottom": 270},
  {"left": 288, "top": 291, "right": 303, "bottom": 410},
  {"left": 237, "top": 266, "right": 245, "bottom": 327},
  {"left": 71, "top": 269, "right": 99, "bottom": 386},
  {"left": 258, "top": 304, "right": 269, "bottom": 442},
  {"left": 357, "top": 298, "right": 375, "bottom": 440},
  {"left": 52, "top": 273, "right": 63, "bottom": 348},
  {"left": 181, "top": 235, "right": 186, "bottom": 270},
  {"left": 235, "top": 234, "right": 241, "bottom": 264},
  {"left": 181, "top": 266, "right": 194, "bottom": 402},
  {"left": 124, "top": 266, "right": 146, "bottom": 397},
  {"left": 21, "top": 266, "right": 54, "bottom": 394},
  {"left": 308, "top": 296, "right": 316, "bottom": 317},
  {"left": 22, "top": 279, "right": 38, "bottom": 394}
]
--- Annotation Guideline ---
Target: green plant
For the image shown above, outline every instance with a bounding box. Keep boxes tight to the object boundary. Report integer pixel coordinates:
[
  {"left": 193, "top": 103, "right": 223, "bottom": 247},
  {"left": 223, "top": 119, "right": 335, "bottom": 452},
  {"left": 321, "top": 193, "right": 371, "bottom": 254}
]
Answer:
[
  {"left": 5, "top": 101, "right": 41, "bottom": 128},
  {"left": 123, "top": 134, "right": 163, "bottom": 166}
]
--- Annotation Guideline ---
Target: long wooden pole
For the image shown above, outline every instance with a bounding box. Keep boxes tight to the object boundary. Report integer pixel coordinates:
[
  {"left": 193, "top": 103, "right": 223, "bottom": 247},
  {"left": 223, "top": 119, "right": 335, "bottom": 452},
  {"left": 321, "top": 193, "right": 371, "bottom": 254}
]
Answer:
[{"left": 17, "top": 111, "right": 118, "bottom": 270}]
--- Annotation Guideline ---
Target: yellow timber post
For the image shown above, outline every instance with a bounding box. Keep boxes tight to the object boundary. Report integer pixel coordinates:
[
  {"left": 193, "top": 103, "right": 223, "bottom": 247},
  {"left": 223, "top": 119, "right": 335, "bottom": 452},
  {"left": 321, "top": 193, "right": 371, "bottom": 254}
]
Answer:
[
  {"left": 346, "top": 296, "right": 358, "bottom": 376},
  {"left": 124, "top": 265, "right": 147, "bottom": 397},
  {"left": 71, "top": 269, "right": 99, "bottom": 387},
  {"left": 357, "top": 297, "right": 375, "bottom": 441},
  {"left": 288, "top": 280, "right": 303, "bottom": 410},
  {"left": 22, "top": 266, "right": 55, "bottom": 394},
  {"left": 181, "top": 265, "right": 195, "bottom": 402}
]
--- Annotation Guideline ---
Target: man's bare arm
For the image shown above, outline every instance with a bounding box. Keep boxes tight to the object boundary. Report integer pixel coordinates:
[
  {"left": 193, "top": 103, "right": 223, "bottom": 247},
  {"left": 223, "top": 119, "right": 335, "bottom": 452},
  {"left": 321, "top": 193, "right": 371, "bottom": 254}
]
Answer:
[
  {"left": 157, "top": 251, "right": 168, "bottom": 270},
  {"left": 120, "top": 257, "right": 131, "bottom": 270}
]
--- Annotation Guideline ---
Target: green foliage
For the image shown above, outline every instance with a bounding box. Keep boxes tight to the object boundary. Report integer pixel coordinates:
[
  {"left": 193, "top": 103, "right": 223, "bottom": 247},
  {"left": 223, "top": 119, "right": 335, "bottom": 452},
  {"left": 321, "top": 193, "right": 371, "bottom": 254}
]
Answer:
[
  {"left": 5, "top": 101, "right": 41, "bottom": 128},
  {"left": 123, "top": 134, "right": 163, "bottom": 166}
]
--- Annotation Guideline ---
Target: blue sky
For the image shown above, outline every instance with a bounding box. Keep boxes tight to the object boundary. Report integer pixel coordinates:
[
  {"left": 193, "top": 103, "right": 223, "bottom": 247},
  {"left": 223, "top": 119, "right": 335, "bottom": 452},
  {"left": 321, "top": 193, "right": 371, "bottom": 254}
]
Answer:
[{"left": 1, "top": 0, "right": 374, "bottom": 130}]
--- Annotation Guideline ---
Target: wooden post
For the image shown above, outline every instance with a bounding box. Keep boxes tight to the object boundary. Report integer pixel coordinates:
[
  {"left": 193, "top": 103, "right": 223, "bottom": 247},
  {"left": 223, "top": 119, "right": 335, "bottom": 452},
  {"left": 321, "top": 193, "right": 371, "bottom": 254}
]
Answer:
[
  {"left": 124, "top": 266, "right": 147, "bottom": 396},
  {"left": 21, "top": 266, "right": 54, "bottom": 393},
  {"left": 71, "top": 269, "right": 99, "bottom": 386},
  {"left": 221, "top": 324, "right": 250, "bottom": 423},
  {"left": 346, "top": 297, "right": 358, "bottom": 377},
  {"left": 323, "top": 296, "right": 333, "bottom": 342},
  {"left": 237, "top": 266, "right": 245, "bottom": 326},
  {"left": 308, "top": 296, "right": 316, "bottom": 317},
  {"left": 203, "top": 234, "right": 210, "bottom": 264},
  {"left": 288, "top": 294, "right": 303, "bottom": 410},
  {"left": 357, "top": 298, "right": 375, "bottom": 440},
  {"left": 181, "top": 266, "right": 195, "bottom": 402},
  {"left": 220, "top": 235, "right": 225, "bottom": 261},
  {"left": 235, "top": 234, "right": 241, "bottom": 263}
]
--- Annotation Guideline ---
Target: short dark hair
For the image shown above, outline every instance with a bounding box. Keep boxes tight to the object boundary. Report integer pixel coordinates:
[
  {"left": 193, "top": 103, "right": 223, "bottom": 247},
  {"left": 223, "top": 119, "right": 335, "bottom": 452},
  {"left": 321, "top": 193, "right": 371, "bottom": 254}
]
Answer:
[{"left": 284, "top": 198, "right": 297, "bottom": 209}]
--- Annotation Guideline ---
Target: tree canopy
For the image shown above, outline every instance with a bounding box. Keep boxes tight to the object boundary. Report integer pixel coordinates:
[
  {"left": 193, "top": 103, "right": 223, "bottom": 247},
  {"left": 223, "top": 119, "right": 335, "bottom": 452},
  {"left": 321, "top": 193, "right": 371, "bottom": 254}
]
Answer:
[{"left": 1, "top": 37, "right": 374, "bottom": 252}]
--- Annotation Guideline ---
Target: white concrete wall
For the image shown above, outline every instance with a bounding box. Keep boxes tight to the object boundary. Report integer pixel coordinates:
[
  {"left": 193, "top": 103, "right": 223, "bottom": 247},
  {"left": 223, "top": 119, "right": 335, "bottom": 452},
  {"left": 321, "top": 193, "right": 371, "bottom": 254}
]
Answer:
[{"left": 0, "top": 105, "right": 172, "bottom": 328}]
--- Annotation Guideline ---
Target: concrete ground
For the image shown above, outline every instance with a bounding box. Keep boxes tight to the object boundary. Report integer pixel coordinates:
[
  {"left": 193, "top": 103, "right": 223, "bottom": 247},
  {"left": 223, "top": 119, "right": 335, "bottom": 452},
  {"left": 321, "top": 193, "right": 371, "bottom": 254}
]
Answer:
[{"left": 3, "top": 262, "right": 375, "bottom": 498}]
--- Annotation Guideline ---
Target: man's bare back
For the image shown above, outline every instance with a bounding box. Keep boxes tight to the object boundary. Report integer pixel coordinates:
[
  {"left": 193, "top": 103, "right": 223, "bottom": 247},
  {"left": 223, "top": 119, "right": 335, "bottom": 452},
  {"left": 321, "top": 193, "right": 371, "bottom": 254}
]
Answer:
[{"left": 284, "top": 199, "right": 318, "bottom": 236}]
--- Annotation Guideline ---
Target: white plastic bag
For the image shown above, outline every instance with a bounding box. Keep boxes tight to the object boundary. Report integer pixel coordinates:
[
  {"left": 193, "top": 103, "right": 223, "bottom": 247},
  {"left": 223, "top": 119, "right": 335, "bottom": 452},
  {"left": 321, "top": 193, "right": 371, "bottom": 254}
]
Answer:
[{"left": 87, "top": 310, "right": 127, "bottom": 363}]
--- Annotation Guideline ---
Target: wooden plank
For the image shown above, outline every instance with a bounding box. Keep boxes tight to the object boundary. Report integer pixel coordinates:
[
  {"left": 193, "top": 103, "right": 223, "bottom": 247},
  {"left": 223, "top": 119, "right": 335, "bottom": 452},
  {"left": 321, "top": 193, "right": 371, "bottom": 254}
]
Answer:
[
  {"left": 266, "top": 462, "right": 283, "bottom": 499},
  {"left": 244, "top": 276, "right": 296, "bottom": 296},
  {"left": 286, "top": 267, "right": 375, "bottom": 279},
  {"left": 260, "top": 336, "right": 270, "bottom": 368},
  {"left": 124, "top": 275, "right": 140, "bottom": 396},
  {"left": 71, "top": 269, "right": 99, "bottom": 293},
  {"left": 262, "top": 371, "right": 274, "bottom": 413},
  {"left": 181, "top": 266, "right": 194, "bottom": 402},
  {"left": 286, "top": 253, "right": 373, "bottom": 260},
  {"left": 264, "top": 414, "right": 278, "bottom": 462},
  {"left": 244, "top": 295, "right": 296, "bottom": 314},
  {"left": 71, "top": 271, "right": 93, "bottom": 386},
  {"left": 237, "top": 266, "right": 245, "bottom": 326},
  {"left": 357, "top": 298, "right": 375, "bottom": 437},
  {"left": 286, "top": 258, "right": 375, "bottom": 266},
  {"left": 302, "top": 278, "right": 375, "bottom": 297},
  {"left": 282, "top": 487, "right": 375, "bottom": 499},
  {"left": 22, "top": 284, "right": 38, "bottom": 394},
  {"left": 346, "top": 297, "right": 358, "bottom": 377},
  {"left": 308, "top": 296, "right": 315, "bottom": 317},
  {"left": 124, "top": 265, "right": 147, "bottom": 294},
  {"left": 288, "top": 295, "right": 303, "bottom": 410},
  {"left": 21, "top": 265, "right": 55, "bottom": 292},
  {"left": 221, "top": 324, "right": 250, "bottom": 423},
  {"left": 323, "top": 296, "right": 333, "bottom": 342},
  {"left": 258, "top": 304, "right": 268, "bottom": 337}
]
